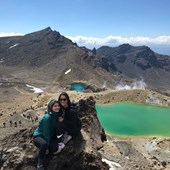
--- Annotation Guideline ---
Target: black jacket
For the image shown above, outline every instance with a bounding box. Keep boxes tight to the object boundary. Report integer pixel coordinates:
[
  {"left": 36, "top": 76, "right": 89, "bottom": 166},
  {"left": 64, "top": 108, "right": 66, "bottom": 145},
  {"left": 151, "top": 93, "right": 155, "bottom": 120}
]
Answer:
[{"left": 63, "top": 105, "right": 81, "bottom": 136}]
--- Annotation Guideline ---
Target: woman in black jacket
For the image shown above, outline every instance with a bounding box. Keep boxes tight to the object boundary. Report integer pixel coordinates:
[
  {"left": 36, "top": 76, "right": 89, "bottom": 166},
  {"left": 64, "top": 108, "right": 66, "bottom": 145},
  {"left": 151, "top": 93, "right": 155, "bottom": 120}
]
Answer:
[{"left": 57, "top": 92, "right": 81, "bottom": 144}]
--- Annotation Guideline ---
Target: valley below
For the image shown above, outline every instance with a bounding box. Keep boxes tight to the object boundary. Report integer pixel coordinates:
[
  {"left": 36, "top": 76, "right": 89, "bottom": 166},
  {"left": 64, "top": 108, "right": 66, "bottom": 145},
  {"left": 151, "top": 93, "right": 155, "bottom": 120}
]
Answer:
[{"left": 0, "top": 80, "right": 170, "bottom": 170}]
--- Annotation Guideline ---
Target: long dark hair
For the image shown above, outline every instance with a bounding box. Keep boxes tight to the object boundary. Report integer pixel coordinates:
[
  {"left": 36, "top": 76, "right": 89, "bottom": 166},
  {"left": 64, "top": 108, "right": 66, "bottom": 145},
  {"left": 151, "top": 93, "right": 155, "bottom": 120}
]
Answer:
[{"left": 58, "top": 92, "right": 71, "bottom": 106}]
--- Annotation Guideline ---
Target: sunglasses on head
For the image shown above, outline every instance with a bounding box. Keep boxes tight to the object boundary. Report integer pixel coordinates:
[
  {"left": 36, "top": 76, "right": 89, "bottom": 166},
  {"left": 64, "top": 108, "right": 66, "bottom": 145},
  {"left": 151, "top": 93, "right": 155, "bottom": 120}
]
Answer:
[{"left": 60, "top": 98, "right": 67, "bottom": 101}]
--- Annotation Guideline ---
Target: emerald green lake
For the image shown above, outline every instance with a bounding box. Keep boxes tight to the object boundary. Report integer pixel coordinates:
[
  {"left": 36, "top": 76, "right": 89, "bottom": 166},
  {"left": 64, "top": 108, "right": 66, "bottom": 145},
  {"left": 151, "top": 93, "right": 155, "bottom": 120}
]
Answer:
[{"left": 96, "top": 103, "right": 170, "bottom": 137}]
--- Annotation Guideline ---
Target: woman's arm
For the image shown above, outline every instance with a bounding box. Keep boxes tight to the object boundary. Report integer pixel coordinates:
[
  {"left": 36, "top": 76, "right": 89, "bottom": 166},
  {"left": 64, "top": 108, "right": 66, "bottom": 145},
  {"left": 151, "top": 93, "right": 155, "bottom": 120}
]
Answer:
[
  {"left": 64, "top": 109, "right": 77, "bottom": 128},
  {"left": 42, "top": 115, "right": 51, "bottom": 146}
]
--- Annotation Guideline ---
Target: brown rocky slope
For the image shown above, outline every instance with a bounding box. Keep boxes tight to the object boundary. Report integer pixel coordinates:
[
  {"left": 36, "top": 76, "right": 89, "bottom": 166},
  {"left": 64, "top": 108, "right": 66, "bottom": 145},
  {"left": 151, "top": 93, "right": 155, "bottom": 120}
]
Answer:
[
  {"left": 0, "top": 92, "right": 170, "bottom": 170},
  {"left": 0, "top": 90, "right": 170, "bottom": 170},
  {"left": 0, "top": 97, "right": 109, "bottom": 170}
]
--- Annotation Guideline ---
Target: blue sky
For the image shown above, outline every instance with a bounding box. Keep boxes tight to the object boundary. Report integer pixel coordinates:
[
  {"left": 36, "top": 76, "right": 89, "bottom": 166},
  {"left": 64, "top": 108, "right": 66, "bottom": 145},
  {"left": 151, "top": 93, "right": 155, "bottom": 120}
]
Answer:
[{"left": 1, "top": 0, "right": 170, "bottom": 54}]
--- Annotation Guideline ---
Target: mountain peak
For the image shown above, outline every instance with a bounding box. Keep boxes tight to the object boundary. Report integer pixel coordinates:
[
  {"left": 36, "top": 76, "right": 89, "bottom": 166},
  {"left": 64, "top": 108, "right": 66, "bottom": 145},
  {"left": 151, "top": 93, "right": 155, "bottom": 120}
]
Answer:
[
  {"left": 118, "top": 43, "right": 131, "bottom": 48},
  {"left": 118, "top": 43, "right": 132, "bottom": 51},
  {"left": 24, "top": 27, "right": 53, "bottom": 37}
]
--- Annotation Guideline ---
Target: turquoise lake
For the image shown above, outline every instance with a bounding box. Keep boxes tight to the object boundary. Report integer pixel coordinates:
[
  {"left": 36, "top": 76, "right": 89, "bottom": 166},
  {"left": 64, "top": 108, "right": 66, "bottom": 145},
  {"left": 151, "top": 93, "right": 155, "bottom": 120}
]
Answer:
[
  {"left": 70, "top": 83, "right": 85, "bottom": 92},
  {"left": 96, "top": 103, "right": 170, "bottom": 137}
]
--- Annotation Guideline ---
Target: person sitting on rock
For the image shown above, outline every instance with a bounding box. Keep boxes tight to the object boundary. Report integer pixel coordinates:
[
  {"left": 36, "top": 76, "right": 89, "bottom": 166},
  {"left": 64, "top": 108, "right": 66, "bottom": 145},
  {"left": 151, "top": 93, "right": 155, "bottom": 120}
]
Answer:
[
  {"left": 33, "top": 99, "right": 65, "bottom": 170},
  {"left": 57, "top": 92, "right": 82, "bottom": 144}
]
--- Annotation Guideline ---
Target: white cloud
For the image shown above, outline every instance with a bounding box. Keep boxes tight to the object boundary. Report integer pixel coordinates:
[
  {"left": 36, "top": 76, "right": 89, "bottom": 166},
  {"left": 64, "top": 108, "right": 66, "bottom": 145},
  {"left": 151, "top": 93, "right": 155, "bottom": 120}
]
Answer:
[
  {"left": 1, "top": 32, "right": 170, "bottom": 46},
  {"left": 67, "top": 35, "right": 170, "bottom": 46},
  {"left": 67, "top": 35, "right": 170, "bottom": 55},
  {"left": 0, "top": 32, "right": 23, "bottom": 37}
]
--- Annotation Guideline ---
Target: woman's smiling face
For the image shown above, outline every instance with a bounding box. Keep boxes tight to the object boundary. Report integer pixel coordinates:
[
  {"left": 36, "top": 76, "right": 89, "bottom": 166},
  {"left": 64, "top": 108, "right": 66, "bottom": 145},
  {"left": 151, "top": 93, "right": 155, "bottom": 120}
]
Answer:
[
  {"left": 59, "top": 95, "right": 68, "bottom": 108},
  {"left": 52, "top": 103, "right": 60, "bottom": 112}
]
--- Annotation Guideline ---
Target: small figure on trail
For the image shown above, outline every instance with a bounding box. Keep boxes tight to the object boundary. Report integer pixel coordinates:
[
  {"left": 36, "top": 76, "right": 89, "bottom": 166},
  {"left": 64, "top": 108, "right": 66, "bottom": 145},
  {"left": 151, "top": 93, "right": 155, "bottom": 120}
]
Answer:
[
  {"left": 35, "top": 116, "right": 39, "bottom": 122},
  {"left": 14, "top": 121, "right": 17, "bottom": 127},
  {"left": 19, "top": 120, "right": 22, "bottom": 126},
  {"left": 9, "top": 120, "right": 12, "bottom": 127},
  {"left": 3, "top": 122, "right": 6, "bottom": 128}
]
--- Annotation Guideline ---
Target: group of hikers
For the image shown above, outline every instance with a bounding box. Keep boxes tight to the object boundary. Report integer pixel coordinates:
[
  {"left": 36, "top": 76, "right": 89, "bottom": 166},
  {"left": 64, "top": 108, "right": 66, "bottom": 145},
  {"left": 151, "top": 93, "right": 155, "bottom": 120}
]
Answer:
[{"left": 33, "top": 92, "right": 82, "bottom": 170}]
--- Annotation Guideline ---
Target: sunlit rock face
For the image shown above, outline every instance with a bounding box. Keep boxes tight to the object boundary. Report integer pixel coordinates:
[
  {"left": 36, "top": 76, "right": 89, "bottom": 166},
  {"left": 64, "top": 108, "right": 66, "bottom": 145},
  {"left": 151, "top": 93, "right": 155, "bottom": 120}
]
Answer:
[{"left": 0, "top": 97, "right": 108, "bottom": 170}]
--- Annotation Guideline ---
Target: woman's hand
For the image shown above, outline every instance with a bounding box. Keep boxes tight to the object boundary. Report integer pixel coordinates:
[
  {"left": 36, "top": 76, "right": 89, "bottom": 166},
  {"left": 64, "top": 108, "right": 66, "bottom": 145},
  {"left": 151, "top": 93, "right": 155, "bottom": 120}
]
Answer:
[{"left": 58, "top": 116, "right": 64, "bottom": 122}]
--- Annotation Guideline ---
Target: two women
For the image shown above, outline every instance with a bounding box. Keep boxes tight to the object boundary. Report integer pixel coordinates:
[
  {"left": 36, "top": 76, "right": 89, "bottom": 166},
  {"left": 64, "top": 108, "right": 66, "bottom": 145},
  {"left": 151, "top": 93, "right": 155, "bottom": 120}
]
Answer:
[{"left": 33, "top": 92, "right": 81, "bottom": 170}]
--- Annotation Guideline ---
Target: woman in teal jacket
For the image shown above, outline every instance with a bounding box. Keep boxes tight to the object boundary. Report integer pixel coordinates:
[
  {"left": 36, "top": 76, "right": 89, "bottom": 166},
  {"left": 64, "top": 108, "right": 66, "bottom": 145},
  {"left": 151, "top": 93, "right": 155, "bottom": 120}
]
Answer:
[{"left": 33, "top": 99, "right": 65, "bottom": 170}]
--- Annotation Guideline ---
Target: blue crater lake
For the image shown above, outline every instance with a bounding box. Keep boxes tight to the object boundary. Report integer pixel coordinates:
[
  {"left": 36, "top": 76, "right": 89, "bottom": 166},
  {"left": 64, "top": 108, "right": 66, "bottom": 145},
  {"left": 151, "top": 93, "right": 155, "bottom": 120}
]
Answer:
[
  {"left": 70, "top": 83, "right": 85, "bottom": 92},
  {"left": 96, "top": 103, "right": 170, "bottom": 137}
]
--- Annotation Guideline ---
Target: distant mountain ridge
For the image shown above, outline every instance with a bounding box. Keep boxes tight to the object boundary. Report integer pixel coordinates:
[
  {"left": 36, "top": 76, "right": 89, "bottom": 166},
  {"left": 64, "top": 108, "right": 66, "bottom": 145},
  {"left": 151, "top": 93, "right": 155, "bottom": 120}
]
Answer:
[
  {"left": 97, "top": 44, "right": 170, "bottom": 71},
  {"left": 0, "top": 27, "right": 170, "bottom": 92},
  {"left": 96, "top": 44, "right": 170, "bottom": 91}
]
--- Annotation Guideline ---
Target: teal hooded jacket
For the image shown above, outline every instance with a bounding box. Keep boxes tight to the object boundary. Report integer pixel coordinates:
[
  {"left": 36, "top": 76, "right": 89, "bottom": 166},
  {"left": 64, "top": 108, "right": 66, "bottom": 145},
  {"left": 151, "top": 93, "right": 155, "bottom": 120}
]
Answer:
[{"left": 33, "top": 111, "right": 59, "bottom": 146}]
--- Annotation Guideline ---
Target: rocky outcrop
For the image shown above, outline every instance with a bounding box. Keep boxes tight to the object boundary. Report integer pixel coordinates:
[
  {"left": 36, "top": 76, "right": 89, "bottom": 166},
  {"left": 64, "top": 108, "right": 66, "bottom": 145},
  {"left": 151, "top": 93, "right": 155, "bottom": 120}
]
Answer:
[
  {"left": 84, "top": 84, "right": 106, "bottom": 93},
  {"left": 0, "top": 97, "right": 109, "bottom": 170}
]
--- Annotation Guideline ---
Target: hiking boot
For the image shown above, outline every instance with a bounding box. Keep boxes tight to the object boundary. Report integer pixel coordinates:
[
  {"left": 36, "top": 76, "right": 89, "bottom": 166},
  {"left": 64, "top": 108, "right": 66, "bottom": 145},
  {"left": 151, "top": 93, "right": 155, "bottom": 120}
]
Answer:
[
  {"left": 53, "top": 142, "right": 65, "bottom": 154},
  {"left": 63, "top": 133, "right": 72, "bottom": 144}
]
